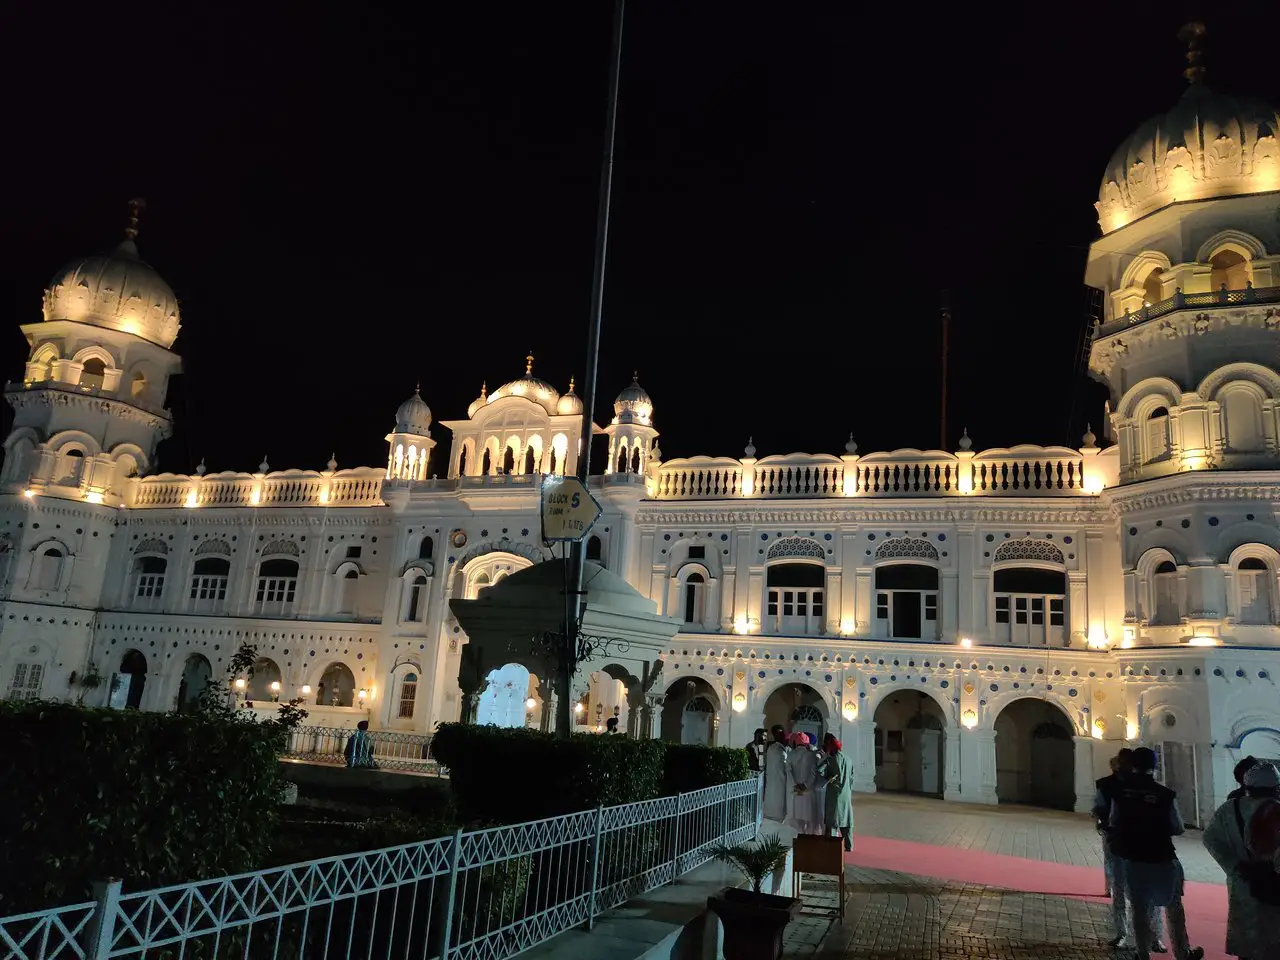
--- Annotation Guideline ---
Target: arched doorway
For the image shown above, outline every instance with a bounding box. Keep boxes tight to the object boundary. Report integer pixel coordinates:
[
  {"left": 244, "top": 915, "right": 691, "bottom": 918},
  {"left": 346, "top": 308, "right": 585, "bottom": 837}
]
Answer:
[
  {"left": 476, "top": 663, "right": 534, "bottom": 728},
  {"left": 115, "top": 650, "right": 148, "bottom": 710},
  {"left": 873, "top": 691, "right": 946, "bottom": 797},
  {"left": 248, "top": 657, "right": 283, "bottom": 702},
  {"left": 763, "top": 682, "right": 827, "bottom": 744},
  {"left": 177, "top": 654, "right": 212, "bottom": 712},
  {"left": 317, "top": 662, "right": 356, "bottom": 707},
  {"left": 660, "top": 677, "right": 720, "bottom": 744},
  {"left": 994, "top": 698, "right": 1076, "bottom": 811}
]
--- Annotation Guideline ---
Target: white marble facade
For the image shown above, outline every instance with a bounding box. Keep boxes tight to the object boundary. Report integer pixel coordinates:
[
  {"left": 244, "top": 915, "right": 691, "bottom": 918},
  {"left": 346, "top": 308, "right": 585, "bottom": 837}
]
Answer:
[{"left": 4, "top": 80, "right": 1280, "bottom": 818}]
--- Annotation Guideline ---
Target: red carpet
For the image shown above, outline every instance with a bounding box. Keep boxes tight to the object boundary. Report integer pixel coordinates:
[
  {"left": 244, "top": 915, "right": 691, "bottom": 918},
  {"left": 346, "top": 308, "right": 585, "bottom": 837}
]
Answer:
[{"left": 847, "top": 834, "right": 1230, "bottom": 960}]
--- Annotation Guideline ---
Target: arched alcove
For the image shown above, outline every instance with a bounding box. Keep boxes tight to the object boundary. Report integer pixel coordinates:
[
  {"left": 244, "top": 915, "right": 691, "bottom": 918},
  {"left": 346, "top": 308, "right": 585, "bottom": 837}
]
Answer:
[
  {"left": 117, "top": 649, "right": 148, "bottom": 710},
  {"left": 476, "top": 662, "right": 534, "bottom": 728},
  {"left": 177, "top": 654, "right": 212, "bottom": 712},
  {"left": 316, "top": 662, "right": 356, "bottom": 707},
  {"left": 993, "top": 698, "right": 1075, "bottom": 811},
  {"left": 762, "top": 682, "right": 827, "bottom": 743},
  {"left": 660, "top": 676, "right": 720, "bottom": 744},
  {"left": 872, "top": 689, "right": 946, "bottom": 797},
  {"left": 248, "top": 657, "right": 283, "bottom": 701}
]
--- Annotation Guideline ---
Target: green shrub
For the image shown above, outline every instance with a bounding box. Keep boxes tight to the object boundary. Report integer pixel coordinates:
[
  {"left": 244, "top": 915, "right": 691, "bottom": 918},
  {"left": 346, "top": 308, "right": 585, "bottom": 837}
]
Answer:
[
  {"left": 431, "top": 724, "right": 665, "bottom": 823},
  {"left": 662, "top": 743, "right": 751, "bottom": 795},
  {"left": 0, "top": 700, "right": 293, "bottom": 913}
]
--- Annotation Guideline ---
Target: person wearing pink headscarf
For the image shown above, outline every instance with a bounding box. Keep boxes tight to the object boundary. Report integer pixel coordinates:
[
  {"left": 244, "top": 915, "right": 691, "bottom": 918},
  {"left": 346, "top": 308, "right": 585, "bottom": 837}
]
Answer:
[{"left": 786, "top": 731, "right": 821, "bottom": 834}]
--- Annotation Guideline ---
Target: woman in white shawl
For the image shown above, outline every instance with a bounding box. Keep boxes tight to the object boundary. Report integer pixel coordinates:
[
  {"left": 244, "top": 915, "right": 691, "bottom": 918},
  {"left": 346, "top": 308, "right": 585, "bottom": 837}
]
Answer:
[
  {"left": 1202, "top": 761, "right": 1280, "bottom": 960},
  {"left": 762, "top": 725, "right": 790, "bottom": 821},
  {"left": 786, "top": 732, "right": 822, "bottom": 834}
]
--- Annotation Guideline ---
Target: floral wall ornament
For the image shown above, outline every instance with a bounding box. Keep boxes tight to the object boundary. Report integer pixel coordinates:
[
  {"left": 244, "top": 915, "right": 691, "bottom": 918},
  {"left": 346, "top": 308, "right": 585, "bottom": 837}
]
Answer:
[{"left": 963, "top": 682, "right": 975, "bottom": 695}]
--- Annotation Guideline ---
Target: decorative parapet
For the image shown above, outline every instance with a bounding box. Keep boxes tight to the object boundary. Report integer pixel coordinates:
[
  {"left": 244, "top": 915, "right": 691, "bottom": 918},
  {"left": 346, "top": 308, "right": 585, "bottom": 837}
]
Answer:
[
  {"left": 652, "top": 446, "right": 1115, "bottom": 500},
  {"left": 130, "top": 467, "right": 386, "bottom": 509}
]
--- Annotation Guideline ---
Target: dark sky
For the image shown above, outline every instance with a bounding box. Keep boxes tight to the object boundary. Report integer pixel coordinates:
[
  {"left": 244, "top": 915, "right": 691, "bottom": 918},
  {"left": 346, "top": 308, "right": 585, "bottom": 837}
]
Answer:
[{"left": 1, "top": 2, "right": 1274, "bottom": 475}]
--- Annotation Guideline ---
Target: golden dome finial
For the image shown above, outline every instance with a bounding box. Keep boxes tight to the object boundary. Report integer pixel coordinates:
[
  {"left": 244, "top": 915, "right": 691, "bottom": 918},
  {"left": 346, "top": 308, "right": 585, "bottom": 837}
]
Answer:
[
  {"left": 568, "top": 376, "right": 576, "bottom": 393},
  {"left": 481, "top": 380, "right": 487, "bottom": 396},
  {"left": 1178, "top": 21, "right": 1207, "bottom": 86},
  {"left": 525, "top": 352, "right": 535, "bottom": 375},
  {"left": 124, "top": 197, "right": 146, "bottom": 241}
]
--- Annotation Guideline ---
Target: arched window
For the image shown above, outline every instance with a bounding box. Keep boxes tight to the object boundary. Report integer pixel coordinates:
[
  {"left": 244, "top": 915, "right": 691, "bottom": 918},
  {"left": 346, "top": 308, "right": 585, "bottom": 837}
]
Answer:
[
  {"left": 457, "top": 446, "right": 469, "bottom": 477},
  {"left": 406, "top": 573, "right": 428, "bottom": 622},
  {"left": 766, "top": 563, "right": 825, "bottom": 635},
  {"left": 683, "top": 571, "right": 706, "bottom": 625},
  {"left": 1221, "top": 386, "right": 1265, "bottom": 453},
  {"left": 523, "top": 446, "right": 536, "bottom": 475},
  {"left": 419, "top": 536, "right": 434, "bottom": 560},
  {"left": 1142, "top": 269, "right": 1164, "bottom": 305},
  {"left": 190, "top": 556, "right": 230, "bottom": 607},
  {"left": 398, "top": 672, "right": 418, "bottom": 719},
  {"left": 334, "top": 567, "right": 359, "bottom": 615},
  {"left": 874, "top": 564, "right": 938, "bottom": 640},
  {"left": 248, "top": 657, "right": 283, "bottom": 702},
  {"left": 992, "top": 567, "right": 1067, "bottom": 646},
  {"left": 130, "top": 371, "right": 147, "bottom": 399},
  {"left": 1237, "top": 556, "right": 1274, "bottom": 624},
  {"left": 1152, "top": 560, "right": 1180, "bottom": 626},
  {"left": 481, "top": 448, "right": 493, "bottom": 475},
  {"left": 616, "top": 445, "right": 628, "bottom": 474},
  {"left": 1210, "top": 249, "right": 1250, "bottom": 291},
  {"left": 80, "top": 357, "right": 107, "bottom": 391},
  {"left": 548, "top": 447, "right": 558, "bottom": 475},
  {"left": 58, "top": 448, "right": 85, "bottom": 486},
  {"left": 586, "top": 535, "right": 603, "bottom": 563},
  {"left": 318, "top": 662, "right": 356, "bottom": 707},
  {"left": 32, "top": 546, "right": 65, "bottom": 592},
  {"left": 631, "top": 446, "right": 641, "bottom": 473},
  {"left": 502, "top": 446, "right": 516, "bottom": 475},
  {"left": 1145, "top": 406, "right": 1171, "bottom": 463},
  {"left": 255, "top": 557, "right": 299, "bottom": 614},
  {"left": 132, "top": 555, "right": 166, "bottom": 603}
]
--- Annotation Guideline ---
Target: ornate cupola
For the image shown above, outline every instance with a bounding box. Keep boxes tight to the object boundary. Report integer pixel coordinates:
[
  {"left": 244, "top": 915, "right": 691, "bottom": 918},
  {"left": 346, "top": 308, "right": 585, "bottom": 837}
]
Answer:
[
  {"left": 604, "top": 373, "right": 659, "bottom": 476},
  {"left": 385, "top": 386, "right": 435, "bottom": 481}
]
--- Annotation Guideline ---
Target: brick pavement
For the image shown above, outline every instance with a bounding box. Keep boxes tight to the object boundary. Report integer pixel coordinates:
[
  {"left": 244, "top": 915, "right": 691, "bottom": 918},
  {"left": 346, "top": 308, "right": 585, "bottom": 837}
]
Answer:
[{"left": 780, "top": 794, "right": 1228, "bottom": 959}]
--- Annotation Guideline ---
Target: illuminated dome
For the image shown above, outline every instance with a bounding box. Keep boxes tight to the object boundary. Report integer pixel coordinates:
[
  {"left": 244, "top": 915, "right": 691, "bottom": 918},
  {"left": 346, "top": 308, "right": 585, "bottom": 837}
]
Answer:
[
  {"left": 556, "top": 378, "right": 584, "bottom": 417},
  {"left": 1096, "top": 28, "right": 1280, "bottom": 234},
  {"left": 613, "top": 375, "right": 653, "bottom": 425},
  {"left": 41, "top": 200, "right": 181, "bottom": 349},
  {"left": 467, "top": 382, "right": 488, "bottom": 418},
  {"left": 394, "top": 387, "right": 432, "bottom": 434},
  {"left": 487, "top": 353, "right": 560, "bottom": 414}
]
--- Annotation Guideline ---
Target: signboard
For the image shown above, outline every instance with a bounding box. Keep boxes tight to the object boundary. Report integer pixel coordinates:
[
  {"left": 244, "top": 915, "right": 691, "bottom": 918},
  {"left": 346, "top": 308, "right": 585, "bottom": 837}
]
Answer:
[{"left": 540, "top": 475, "right": 603, "bottom": 542}]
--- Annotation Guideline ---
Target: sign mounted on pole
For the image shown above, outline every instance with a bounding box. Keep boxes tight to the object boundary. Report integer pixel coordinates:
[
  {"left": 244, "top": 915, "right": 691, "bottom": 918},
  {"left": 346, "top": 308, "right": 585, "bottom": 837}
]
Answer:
[{"left": 540, "top": 475, "right": 603, "bottom": 542}]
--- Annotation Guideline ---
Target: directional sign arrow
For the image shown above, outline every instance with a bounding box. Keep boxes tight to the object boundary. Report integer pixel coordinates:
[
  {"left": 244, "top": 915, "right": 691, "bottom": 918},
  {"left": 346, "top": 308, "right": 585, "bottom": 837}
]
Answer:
[{"left": 540, "top": 475, "right": 604, "bottom": 543}]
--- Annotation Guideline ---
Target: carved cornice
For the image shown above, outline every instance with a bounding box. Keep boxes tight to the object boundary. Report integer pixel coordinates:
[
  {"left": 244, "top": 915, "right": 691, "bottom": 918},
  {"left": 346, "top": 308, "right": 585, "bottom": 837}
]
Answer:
[
  {"left": 637, "top": 502, "right": 1110, "bottom": 527},
  {"left": 1091, "top": 305, "right": 1280, "bottom": 380},
  {"left": 1106, "top": 475, "right": 1280, "bottom": 513},
  {"left": 5, "top": 385, "right": 172, "bottom": 431}
]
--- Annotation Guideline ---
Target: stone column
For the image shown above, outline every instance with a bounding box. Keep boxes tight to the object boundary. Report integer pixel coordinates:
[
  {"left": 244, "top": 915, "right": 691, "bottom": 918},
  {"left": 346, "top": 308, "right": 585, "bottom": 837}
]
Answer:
[
  {"left": 941, "top": 568, "right": 959, "bottom": 641},
  {"left": 1073, "top": 736, "right": 1096, "bottom": 813},
  {"left": 626, "top": 686, "right": 646, "bottom": 738},
  {"left": 644, "top": 695, "right": 664, "bottom": 740}
]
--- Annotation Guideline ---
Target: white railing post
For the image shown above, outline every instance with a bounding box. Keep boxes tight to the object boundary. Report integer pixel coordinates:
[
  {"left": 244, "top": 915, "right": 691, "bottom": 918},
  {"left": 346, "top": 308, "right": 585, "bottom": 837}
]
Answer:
[
  {"left": 720, "top": 785, "right": 730, "bottom": 842},
  {"left": 81, "top": 878, "right": 121, "bottom": 960},
  {"left": 586, "top": 805, "right": 605, "bottom": 930},
  {"left": 438, "top": 827, "right": 465, "bottom": 960}
]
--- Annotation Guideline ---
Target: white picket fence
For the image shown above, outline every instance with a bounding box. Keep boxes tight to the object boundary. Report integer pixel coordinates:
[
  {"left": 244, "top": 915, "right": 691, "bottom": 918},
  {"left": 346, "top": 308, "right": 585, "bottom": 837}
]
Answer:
[{"left": 0, "top": 777, "right": 761, "bottom": 960}]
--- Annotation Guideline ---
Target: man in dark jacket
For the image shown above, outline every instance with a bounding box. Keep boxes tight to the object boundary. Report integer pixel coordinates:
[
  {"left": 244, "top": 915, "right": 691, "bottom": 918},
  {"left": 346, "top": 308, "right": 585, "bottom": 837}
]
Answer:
[
  {"left": 1228, "top": 755, "right": 1259, "bottom": 801},
  {"left": 746, "top": 728, "right": 767, "bottom": 773},
  {"left": 1108, "top": 747, "right": 1203, "bottom": 960}
]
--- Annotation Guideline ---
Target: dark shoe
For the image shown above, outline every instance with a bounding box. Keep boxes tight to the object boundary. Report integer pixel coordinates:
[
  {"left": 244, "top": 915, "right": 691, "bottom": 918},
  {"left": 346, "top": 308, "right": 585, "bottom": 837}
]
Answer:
[
  {"left": 1152, "top": 944, "right": 1167, "bottom": 954},
  {"left": 1186, "top": 949, "right": 1203, "bottom": 960},
  {"left": 1108, "top": 936, "right": 1129, "bottom": 948}
]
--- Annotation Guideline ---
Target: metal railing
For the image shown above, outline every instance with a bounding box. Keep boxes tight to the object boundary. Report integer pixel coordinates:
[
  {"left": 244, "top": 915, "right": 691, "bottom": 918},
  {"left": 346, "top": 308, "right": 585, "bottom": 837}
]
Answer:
[
  {"left": 0, "top": 777, "right": 761, "bottom": 960},
  {"left": 281, "top": 724, "right": 444, "bottom": 776},
  {"left": 1096, "top": 283, "right": 1280, "bottom": 338}
]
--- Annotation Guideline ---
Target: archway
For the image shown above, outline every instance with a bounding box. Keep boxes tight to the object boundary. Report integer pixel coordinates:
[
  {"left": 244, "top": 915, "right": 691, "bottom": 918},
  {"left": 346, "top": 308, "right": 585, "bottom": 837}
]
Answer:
[
  {"left": 476, "top": 663, "right": 534, "bottom": 728},
  {"left": 118, "top": 649, "right": 147, "bottom": 710},
  {"left": 762, "top": 682, "right": 827, "bottom": 743},
  {"left": 872, "top": 690, "right": 946, "bottom": 797},
  {"left": 317, "top": 662, "right": 356, "bottom": 707},
  {"left": 177, "top": 654, "right": 212, "bottom": 712},
  {"left": 1239, "top": 728, "right": 1280, "bottom": 765},
  {"left": 248, "top": 657, "right": 283, "bottom": 702},
  {"left": 660, "top": 676, "right": 720, "bottom": 744},
  {"left": 994, "top": 698, "right": 1076, "bottom": 811}
]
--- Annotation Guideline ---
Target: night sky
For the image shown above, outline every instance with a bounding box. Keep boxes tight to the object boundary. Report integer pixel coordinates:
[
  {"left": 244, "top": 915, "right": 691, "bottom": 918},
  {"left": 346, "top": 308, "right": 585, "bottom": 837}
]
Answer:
[{"left": 1, "top": 3, "right": 1273, "bottom": 476}]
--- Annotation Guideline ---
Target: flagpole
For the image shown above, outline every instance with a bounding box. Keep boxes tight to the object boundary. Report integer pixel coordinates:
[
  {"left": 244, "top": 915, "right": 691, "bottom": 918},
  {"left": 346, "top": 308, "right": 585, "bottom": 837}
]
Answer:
[{"left": 559, "top": 0, "right": 626, "bottom": 739}]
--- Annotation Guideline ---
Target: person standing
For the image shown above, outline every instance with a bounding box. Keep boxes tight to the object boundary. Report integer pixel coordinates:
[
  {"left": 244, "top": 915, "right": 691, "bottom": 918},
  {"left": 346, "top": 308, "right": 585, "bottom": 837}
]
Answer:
[
  {"left": 1108, "top": 747, "right": 1203, "bottom": 960},
  {"left": 1095, "top": 749, "right": 1165, "bottom": 950},
  {"left": 762, "top": 725, "right": 790, "bottom": 821},
  {"left": 819, "top": 733, "right": 853, "bottom": 852},
  {"left": 344, "top": 720, "right": 376, "bottom": 769},
  {"left": 1228, "top": 756, "right": 1261, "bottom": 801},
  {"left": 746, "top": 728, "right": 768, "bottom": 773},
  {"left": 1202, "top": 761, "right": 1280, "bottom": 960},
  {"left": 786, "top": 733, "right": 821, "bottom": 835}
]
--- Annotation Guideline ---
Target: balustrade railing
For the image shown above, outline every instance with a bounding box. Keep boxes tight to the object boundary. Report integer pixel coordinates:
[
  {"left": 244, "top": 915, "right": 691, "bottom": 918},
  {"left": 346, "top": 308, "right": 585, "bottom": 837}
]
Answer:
[
  {"left": 0, "top": 777, "right": 761, "bottom": 960},
  {"left": 281, "top": 724, "right": 443, "bottom": 775},
  {"left": 131, "top": 468, "right": 386, "bottom": 509},
  {"left": 653, "top": 446, "right": 1092, "bottom": 499},
  {"left": 1096, "top": 283, "right": 1280, "bottom": 337}
]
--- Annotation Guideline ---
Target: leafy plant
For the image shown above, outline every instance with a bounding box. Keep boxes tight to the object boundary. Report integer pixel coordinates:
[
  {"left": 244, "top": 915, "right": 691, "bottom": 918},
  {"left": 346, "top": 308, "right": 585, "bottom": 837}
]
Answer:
[
  {"left": 276, "top": 697, "right": 309, "bottom": 730},
  {"left": 662, "top": 743, "right": 750, "bottom": 794},
  {"left": 711, "top": 837, "right": 790, "bottom": 894},
  {"left": 79, "top": 664, "right": 104, "bottom": 689},
  {"left": 228, "top": 642, "right": 259, "bottom": 679}
]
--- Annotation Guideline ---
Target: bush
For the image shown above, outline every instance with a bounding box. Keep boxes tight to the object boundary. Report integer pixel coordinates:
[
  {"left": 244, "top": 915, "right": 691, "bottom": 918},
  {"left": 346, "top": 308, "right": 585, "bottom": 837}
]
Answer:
[
  {"left": 431, "top": 724, "right": 665, "bottom": 823},
  {"left": 662, "top": 743, "right": 751, "bottom": 795},
  {"left": 0, "top": 700, "right": 294, "bottom": 913}
]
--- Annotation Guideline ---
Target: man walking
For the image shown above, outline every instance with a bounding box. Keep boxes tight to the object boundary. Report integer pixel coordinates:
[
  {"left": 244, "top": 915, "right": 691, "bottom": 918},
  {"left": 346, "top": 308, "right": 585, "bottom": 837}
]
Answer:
[{"left": 1108, "top": 747, "right": 1203, "bottom": 960}]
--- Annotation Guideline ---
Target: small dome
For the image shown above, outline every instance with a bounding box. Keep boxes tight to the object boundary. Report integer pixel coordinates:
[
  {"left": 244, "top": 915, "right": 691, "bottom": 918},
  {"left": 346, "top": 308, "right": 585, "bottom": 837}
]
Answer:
[
  {"left": 43, "top": 237, "right": 181, "bottom": 348},
  {"left": 1096, "top": 83, "right": 1280, "bottom": 234},
  {"left": 394, "top": 387, "right": 432, "bottom": 435},
  {"left": 556, "top": 377, "right": 584, "bottom": 416},
  {"left": 613, "top": 374, "right": 653, "bottom": 425},
  {"left": 467, "top": 382, "right": 488, "bottom": 418},
  {"left": 487, "top": 353, "right": 560, "bottom": 415}
]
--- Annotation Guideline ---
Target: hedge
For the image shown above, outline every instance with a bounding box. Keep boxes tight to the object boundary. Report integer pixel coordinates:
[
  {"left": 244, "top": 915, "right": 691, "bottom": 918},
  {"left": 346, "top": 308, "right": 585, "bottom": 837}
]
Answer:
[
  {"left": 0, "top": 700, "right": 292, "bottom": 913},
  {"left": 431, "top": 724, "right": 750, "bottom": 824}
]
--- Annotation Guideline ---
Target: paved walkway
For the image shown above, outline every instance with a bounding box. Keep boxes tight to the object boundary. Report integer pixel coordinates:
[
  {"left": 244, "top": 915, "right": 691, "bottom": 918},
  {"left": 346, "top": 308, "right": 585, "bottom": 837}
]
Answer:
[{"left": 781, "top": 794, "right": 1229, "bottom": 960}]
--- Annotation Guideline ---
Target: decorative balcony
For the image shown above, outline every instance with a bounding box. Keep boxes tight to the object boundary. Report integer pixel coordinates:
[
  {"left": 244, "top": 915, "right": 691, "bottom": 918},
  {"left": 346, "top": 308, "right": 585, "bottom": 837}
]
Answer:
[
  {"left": 651, "top": 445, "right": 1111, "bottom": 500},
  {"left": 131, "top": 467, "right": 386, "bottom": 509},
  {"left": 1096, "top": 283, "right": 1280, "bottom": 338}
]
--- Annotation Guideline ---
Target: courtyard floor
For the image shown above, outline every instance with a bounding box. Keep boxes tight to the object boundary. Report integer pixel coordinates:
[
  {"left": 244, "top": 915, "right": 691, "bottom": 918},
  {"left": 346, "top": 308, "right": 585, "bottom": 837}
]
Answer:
[{"left": 781, "top": 794, "right": 1230, "bottom": 959}]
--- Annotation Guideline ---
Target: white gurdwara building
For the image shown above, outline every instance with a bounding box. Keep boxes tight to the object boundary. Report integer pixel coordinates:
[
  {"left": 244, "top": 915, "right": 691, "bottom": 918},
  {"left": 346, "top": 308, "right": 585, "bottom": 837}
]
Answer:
[{"left": 3, "top": 60, "right": 1280, "bottom": 821}]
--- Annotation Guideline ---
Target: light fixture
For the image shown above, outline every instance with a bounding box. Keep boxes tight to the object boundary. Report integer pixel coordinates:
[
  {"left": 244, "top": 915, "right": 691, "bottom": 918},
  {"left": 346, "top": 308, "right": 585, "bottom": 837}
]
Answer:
[
  {"left": 270, "top": 681, "right": 281, "bottom": 692},
  {"left": 233, "top": 677, "right": 247, "bottom": 691},
  {"left": 22, "top": 488, "right": 35, "bottom": 499},
  {"left": 957, "top": 472, "right": 974, "bottom": 494},
  {"left": 184, "top": 490, "right": 198, "bottom": 508},
  {"left": 574, "top": 702, "right": 585, "bottom": 715},
  {"left": 249, "top": 487, "right": 262, "bottom": 506},
  {"left": 84, "top": 490, "right": 104, "bottom": 504},
  {"left": 732, "top": 692, "right": 746, "bottom": 712},
  {"left": 842, "top": 702, "right": 857, "bottom": 721},
  {"left": 839, "top": 618, "right": 855, "bottom": 636},
  {"left": 525, "top": 697, "right": 537, "bottom": 710},
  {"left": 1092, "top": 719, "right": 1106, "bottom": 740},
  {"left": 1087, "top": 626, "right": 1110, "bottom": 650},
  {"left": 733, "top": 616, "right": 750, "bottom": 635},
  {"left": 959, "top": 637, "right": 972, "bottom": 648},
  {"left": 1082, "top": 474, "right": 1105, "bottom": 494},
  {"left": 1187, "top": 635, "right": 1219, "bottom": 647},
  {"left": 301, "top": 684, "right": 312, "bottom": 696},
  {"left": 358, "top": 688, "right": 369, "bottom": 704},
  {"left": 1126, "top": 720, "right": 1139, "bottom": 741},
  {"left": 961, "top": 710, "right": 977, "bottom": 729}
]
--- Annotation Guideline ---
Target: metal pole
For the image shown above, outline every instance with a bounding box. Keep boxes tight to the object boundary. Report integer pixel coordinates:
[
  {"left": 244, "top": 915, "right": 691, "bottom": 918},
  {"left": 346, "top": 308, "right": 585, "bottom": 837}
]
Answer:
[
  {"left": 559, "top": 0, "right": 626, "bottom": 739},
  {"left": 939, "top": 290, "right": 951, "bottom": 450}
]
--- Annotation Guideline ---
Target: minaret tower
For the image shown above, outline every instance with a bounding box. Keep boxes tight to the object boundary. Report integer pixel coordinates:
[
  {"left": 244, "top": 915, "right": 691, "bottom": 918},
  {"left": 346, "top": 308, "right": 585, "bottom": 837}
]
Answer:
[
  {"left": 385, "top": 386, "right": 435, "bottom": 481},
  {"left": 2, "top": 200, "right": 184, "bottom": 505},
  {"left": 603, "top": 374, "right": 658, "bottom": 477}
]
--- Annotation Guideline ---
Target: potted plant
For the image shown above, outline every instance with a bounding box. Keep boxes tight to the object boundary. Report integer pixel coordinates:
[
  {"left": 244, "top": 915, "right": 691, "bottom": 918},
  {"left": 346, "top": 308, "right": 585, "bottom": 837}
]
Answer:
[{"left": 707, "top": 836, "right": 801, "bottom": 960}]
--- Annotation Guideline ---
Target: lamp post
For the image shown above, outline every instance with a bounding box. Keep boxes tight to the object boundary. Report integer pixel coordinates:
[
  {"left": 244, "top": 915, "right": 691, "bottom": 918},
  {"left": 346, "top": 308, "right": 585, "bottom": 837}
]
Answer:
[{"left": 557, "top": 0, "right": 626, "bottom": 740}]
